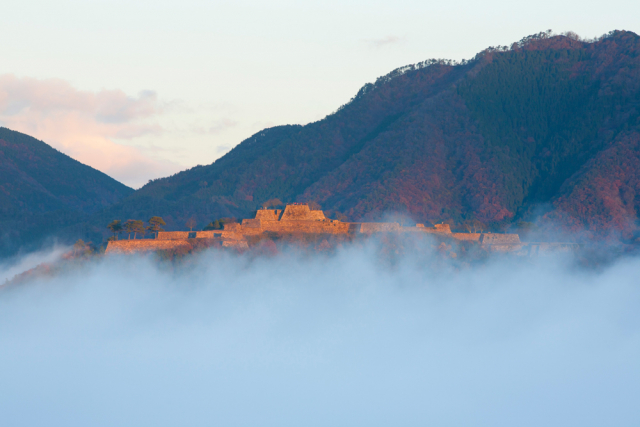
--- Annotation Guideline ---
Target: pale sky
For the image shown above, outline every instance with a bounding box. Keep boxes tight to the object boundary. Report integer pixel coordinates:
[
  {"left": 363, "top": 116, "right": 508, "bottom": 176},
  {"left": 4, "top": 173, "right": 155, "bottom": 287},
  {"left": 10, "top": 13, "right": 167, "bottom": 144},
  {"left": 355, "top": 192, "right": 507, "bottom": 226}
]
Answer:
[{"left": 2, "top": 0, "right": 639, "bottom": 188}]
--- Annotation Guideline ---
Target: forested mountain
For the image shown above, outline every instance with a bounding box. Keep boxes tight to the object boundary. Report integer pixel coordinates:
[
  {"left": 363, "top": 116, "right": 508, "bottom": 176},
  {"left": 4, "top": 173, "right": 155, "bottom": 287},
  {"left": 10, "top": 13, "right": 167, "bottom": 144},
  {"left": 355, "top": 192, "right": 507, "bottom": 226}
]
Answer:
[
  {"left": 89, "top": 30, "right": 639, "bottom": 242},
  {"left": 0, "top": 128, "right": 133, "bottom": 255},
  {"left": 5, "top": 30, "right": 640, "bottom": 254}
]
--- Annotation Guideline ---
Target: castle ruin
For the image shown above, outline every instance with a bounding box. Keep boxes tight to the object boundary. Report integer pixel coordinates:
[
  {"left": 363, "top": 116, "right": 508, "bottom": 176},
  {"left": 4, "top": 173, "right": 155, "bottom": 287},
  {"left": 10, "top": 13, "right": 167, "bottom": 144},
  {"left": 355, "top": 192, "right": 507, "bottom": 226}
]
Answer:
[{"left": 106, "top": 203, "right": 577, "bottom": 255}]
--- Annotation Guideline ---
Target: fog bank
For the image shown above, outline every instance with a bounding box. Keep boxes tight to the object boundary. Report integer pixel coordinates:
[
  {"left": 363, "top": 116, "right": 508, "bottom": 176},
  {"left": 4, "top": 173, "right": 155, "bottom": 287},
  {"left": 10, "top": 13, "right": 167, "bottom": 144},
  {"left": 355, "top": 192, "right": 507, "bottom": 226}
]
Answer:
[
  {"left": 1, "top": 244, "right": 639, "bottom": 427},
  {"left": 0, "top": 245, "right": 68, "bottom": 283}
]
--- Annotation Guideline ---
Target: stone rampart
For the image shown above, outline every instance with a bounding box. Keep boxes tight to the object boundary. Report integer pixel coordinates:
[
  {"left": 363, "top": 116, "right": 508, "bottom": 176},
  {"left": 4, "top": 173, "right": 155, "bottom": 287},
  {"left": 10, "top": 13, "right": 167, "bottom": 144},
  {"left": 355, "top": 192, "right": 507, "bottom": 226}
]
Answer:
[
  {"left": 222, "top": 240, "right": 249, "bottom": 249},
  {"left": 526, "top": 242, "right": 582, "bottom": 255},
  {"left": 108, "top": 205, "right": 532, "bottom": 255},
  {"left": 306, "top": 210, "right": 327, "bottom": 221},
  {"left": 483, "top": 243, "right": 523, "bottom": 252},
  {"left": 241, "top": 218, "right": 262, "bottom": 228},
  {"left": 402, "top": 226, "right": 427, "bottom": 232},
  {"left": 415, "top": 223, "right": 452, "bottom": 234},
  {"left": 258, "top": 219, "right": 350, "bottom": 235},
  {"left": 236, "top": 226, "right": 266, "bottom": 236},
  {"left": 478, "top": 233, "right": 523, "bottom": 252},
  {"left": 234, "top": 205, "right": 348, "bottom": 235},
  {"left": 223, "top": 223, "right": 242, "bottom": 232},
  {"left": 196, "top": 230, "right": 223, "bottom": 238},
  {"left": 480, "top": 233, "right": 521, "bottom": 244},
  {"left": 433, "top": 224, "right": 452, "bottom": 233},
  {"left": 106, "top": 239, "right": 192, "bottom": 254},
  {"left": 451, "top": 233, "right": 482, "bottom": 241},
  {"left": 360, "top": 222, "right": 401, "bottom": 233},
  {"left": 255, "top": 209, "right": 283, "bottom": 221},
  {"left": 280, "top": 205, "right": 326, "bottom": 221},
  {"left": 157, "top": 231, "right": 190, "bottom": 240},
  {"left": 196, "top": 230, "right": 246, "bottom": 241}
]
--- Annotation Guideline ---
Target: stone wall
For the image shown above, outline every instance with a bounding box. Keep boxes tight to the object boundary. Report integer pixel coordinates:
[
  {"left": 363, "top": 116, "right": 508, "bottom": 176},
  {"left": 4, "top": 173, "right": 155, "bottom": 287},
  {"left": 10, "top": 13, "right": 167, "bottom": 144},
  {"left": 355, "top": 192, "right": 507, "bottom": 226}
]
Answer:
[
  {"left": 416, "top": 223, "right": 452, "bottom": 234},
  {"left": 107, "top": 204, "right": 531, "bottom": 255},
  {"left": 480, "top": 233, "right": 521, "bottom": 244},
  {"left": 256, "top": 209, "right": 282, "bottom": 221},
  {"left": 402, "top": 226, "right": 427, "bottom": 233},
  {"left": 280, "top": 205, "right": 326, "bottom": 221},
  {"left": 157, "top": 231, "right": 190, "bottom": 240},
  {"left": 224, "top": 223, "right": 242, "bottom": 232},
  {"left": 306, "top": 210, "right": 327, "bottom": 221},
  {"left": 222, "top": 240, "right": 249, "bottom": 249},
  {"left": 249, "top": 219, "right": 349, "bottom": 235},
  {"left": 478, "top": 233, "right": 523, "bottom": 252},
  {"left": 241, "top": 218, "right": 262, "bottom": 228},
  {"left": 262, "top": 219, "right": 349, "bottom": 234},
  {"left": 196, "top": 230, "right": 245, "bottom": 241},
  {"left": 451, "top": 233, "right": 482, "bottom": 241},
  {"left": 106, "top": 239, "right": 192, "bottom": 254},
  {"left": 196, "top": 230, "right": 222, "bottom": 238},
  {"left": 526, "top": 242, "right": 581, "bottom": 255},
  {"left": 234, "top": 206, "right": 349, "bottom": 235},
  {"left": 360, "top": 222, "right": 401, "bottom": 233},
  {"left": 482, "top": 243, "right": 523, "bottom": 252}
]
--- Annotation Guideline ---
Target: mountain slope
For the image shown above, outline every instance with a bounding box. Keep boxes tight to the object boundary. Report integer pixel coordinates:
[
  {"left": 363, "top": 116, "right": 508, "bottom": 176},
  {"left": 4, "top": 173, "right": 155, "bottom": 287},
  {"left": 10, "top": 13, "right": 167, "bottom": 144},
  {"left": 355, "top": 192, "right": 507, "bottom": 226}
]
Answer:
[
  {"left": 0, "top": 128, "right": 133, "bottom": 255},
  {"left": 98, "top": 30, "right": 640, "bottom": 241}
]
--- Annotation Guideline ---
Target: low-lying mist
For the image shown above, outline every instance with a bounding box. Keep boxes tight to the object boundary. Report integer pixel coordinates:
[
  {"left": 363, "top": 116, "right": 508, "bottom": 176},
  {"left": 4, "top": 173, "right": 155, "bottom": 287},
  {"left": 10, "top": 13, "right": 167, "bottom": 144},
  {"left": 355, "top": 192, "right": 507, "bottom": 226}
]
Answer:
[
  {"left": 0, "top": 245, "right": 68, "bottom": 283},
  {"left": 1, "top": 239, "right": 639, "bottom": 427}
]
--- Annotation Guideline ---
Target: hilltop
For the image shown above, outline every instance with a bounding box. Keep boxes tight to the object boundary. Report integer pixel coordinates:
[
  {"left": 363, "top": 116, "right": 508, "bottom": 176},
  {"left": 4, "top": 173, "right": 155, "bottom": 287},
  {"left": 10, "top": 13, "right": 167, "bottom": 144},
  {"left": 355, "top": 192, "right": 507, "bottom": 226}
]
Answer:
[
  {"left": 88, "top": 30, "right": 640, "bottom": 243},
  {"left": 0, "top": 128, "right": 133, "bottom": 256}
]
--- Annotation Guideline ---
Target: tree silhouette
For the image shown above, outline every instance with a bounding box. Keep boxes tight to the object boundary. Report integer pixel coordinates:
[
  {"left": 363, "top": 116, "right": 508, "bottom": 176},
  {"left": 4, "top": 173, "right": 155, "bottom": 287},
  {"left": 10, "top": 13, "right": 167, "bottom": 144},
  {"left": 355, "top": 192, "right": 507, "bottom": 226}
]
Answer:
[
  {"left": 130, "top": 220, "right": 146, "bottom": 239},
  {"left": 203, "top": 217, "right": 236, "bottom": 230},
  {"left": 333, "top": 212, "right": 348, "bottom": 222},
  {"left": 123, "top": 220, "right": 134, "bottom": 239},
  {"left": 123, "top": 220, "right": 145, "bottom": 239},
  {"left": 463, "top": 219, "right": 486, "bottom": 233},
  {"left": 107, "top": 220, "right": 123, "bottom": 240},
  {"left": 186, "top": 217, "right": 197, "bottom": 231},
  {"left": 147, "top": 216, "right": 166, "bottom": 238}
]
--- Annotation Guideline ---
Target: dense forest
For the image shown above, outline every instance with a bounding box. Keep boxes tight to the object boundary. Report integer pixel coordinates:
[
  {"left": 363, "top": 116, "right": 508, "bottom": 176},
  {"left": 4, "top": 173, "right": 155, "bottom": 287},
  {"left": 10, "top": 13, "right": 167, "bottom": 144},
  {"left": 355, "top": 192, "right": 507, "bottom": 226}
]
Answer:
[
  {"left": 0, "top": 128, "right": 133, "bottom": 256},
  {"left": 2, "top": 30, "right": 640, "bottom": 255},
  {"left": 95, "top": 31, "right": 639, "bottom": 239}
]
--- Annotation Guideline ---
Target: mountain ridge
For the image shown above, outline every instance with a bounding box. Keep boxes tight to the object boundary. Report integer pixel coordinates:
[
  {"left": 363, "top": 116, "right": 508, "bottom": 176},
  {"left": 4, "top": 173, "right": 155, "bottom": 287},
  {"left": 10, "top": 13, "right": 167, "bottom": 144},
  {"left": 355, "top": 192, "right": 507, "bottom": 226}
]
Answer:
[
  {"left": 85, "top": 30, "right": 640, "bottom": 243},
  {"left": 5, "top": 30, "right": 640, "bottom": 254},
  {"left": 0, "top": 127, "right": 134, "bottom": 255}
]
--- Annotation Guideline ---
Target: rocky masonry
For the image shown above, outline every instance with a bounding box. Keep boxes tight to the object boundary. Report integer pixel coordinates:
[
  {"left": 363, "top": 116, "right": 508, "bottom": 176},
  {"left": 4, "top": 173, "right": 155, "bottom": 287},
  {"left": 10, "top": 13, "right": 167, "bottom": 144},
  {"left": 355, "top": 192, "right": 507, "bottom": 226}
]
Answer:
[
  {"left": 105, "top": 239, "right": 193, "bottom": 254},
  {"left": 106, "top": 203, "right": 573, "bottom": 254},
  {"left": 241, "top": 205, "right": 350, "bottom": 235}
]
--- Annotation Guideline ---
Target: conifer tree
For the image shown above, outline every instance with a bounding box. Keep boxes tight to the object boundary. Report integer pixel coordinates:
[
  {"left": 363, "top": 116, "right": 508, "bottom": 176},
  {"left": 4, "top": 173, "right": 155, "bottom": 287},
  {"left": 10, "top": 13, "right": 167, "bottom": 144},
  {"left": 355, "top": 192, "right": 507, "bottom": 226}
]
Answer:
[
  {"left": 130, "top": 220, "right": 145, "bottom": 239},
  {"left": 147, "top": 216, "right": 166, "bottom": 238},
  {"left": 107, "top": 220, "right": 123, "bottom": 240}
]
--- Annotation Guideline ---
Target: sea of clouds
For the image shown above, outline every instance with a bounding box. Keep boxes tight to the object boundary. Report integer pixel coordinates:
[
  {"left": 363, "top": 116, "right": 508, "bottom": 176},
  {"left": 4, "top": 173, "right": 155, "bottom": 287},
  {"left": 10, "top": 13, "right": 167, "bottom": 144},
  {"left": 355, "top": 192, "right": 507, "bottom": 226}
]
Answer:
[{"left": 0, "top": 240, "right": 639, "bottom": 427}]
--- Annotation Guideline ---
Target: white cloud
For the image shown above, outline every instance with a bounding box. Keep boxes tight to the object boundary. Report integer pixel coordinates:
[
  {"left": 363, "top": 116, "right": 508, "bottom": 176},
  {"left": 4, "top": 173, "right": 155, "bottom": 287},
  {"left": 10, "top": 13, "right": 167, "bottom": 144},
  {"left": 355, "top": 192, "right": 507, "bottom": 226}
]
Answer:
[
  {"left": 365, "top": 35, "right": 404, "bottom": 48},
  {"left": 0, "top": 74, "right": 182, "bottom": 188},
  {"left": 191, "top": 118, "right": 238, "bottom": 135},
  {"left": 1, "top": 242, "right": 639, "bottom": 426}
]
